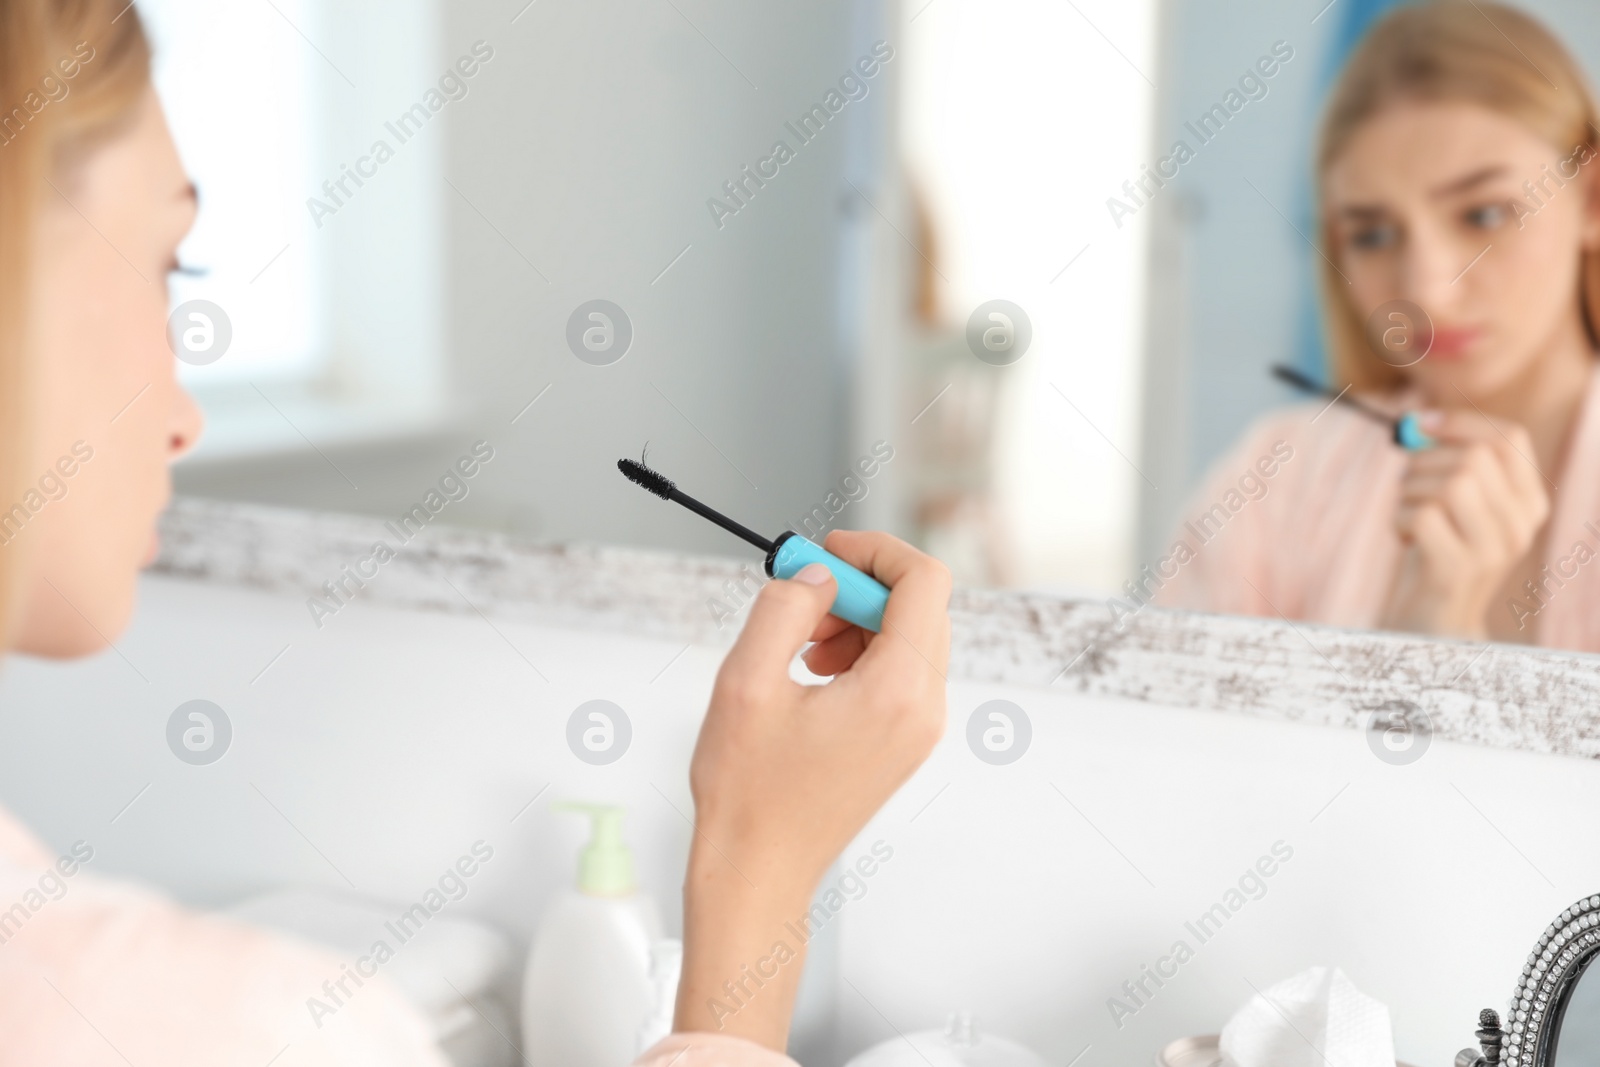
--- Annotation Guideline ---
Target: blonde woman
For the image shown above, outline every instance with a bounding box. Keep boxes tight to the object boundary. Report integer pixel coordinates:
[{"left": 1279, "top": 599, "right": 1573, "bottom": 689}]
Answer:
[
  {"left": 0, "top": 2, "right": 950, "bottom": 1063},
  {"left": 1159, "top": 1, "right": 1600, "bottom": 651}
]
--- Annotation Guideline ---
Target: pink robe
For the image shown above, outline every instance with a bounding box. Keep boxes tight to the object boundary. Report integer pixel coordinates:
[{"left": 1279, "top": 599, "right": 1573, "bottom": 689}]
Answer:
[
  {"left": 1156, "top": 369, "right": 1600, "bottom": 651},
  {"left": 0, "top": 802, "right": 795, "bottom": 1066},
  {"left": 0, "top": 807, "right": 445, "bottom": 1067},
  {"left": 636, "top": 1034, "right": 800, "bottom": 1066}
]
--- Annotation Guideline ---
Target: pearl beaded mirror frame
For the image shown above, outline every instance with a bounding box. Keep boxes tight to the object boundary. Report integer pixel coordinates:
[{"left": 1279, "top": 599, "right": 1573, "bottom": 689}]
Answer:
[{"left": 1458, "top": 894, "right": 1600, "bottom": 1067}]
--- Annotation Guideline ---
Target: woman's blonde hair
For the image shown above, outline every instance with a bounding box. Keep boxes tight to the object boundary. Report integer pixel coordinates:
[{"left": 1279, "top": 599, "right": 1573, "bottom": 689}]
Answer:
[
  {"left": 0, "top": 0, "right": 149, "bottom": 643},
  {"left": 1316, "top": 0, "right": 1600, "bottom": 390}
]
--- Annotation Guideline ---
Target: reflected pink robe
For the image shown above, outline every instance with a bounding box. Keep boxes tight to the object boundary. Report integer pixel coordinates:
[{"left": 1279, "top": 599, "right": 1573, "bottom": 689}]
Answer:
[{"left": 1155, "top": 369, "right": 1600, "bottom": 652}]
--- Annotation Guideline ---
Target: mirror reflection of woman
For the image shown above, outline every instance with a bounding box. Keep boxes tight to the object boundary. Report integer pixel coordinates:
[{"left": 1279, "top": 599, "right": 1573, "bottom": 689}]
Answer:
[{"left": 1159, "top": 1, "right": 1600, "bottom": 652}]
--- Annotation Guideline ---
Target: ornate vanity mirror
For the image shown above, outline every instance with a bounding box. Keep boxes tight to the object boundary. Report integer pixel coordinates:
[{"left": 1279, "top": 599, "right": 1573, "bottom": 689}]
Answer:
[{"left": 1459, "top": 895, "right": 1600, "bottom": 1067}]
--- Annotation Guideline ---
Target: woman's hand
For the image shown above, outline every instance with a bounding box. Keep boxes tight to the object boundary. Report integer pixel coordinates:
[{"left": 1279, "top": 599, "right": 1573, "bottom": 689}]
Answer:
[
  {"left": 1380, "top": 410, "right": 1549, "bottom": 638},
  {"left": 673, "top": 531, "right": 951, "bottom": 1049}
]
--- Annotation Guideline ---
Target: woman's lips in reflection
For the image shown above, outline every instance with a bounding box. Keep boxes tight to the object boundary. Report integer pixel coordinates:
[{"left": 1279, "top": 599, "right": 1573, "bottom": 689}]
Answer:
[{"left": 1427, "top": 326, "right": 1482, "bottom": 361}]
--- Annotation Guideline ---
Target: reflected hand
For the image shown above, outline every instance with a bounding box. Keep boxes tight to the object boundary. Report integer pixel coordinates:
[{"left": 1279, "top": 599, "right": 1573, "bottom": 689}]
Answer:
[
  {"left": 1380, "top": 410, "right": 1549, "bottom": 638},
  {"left": 674, "top": 531, "right": 951, "bottom": 1048}
]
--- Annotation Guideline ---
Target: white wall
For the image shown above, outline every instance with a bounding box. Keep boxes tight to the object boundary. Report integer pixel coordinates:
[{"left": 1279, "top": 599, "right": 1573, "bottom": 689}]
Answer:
[
  {"left": 841, "top": 686, "right": 1600, "bottom": 1065},
  {"left": 2, "top": 572, "right": 1595, "bottom": 1066}
]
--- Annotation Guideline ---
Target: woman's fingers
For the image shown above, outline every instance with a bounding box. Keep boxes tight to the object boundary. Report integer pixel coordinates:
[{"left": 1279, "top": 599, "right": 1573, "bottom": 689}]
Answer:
[
  {"left": 802, "top": 592, "right": 871, "bottom": 672},
  {"left": 805, "top": 612, "right": 854, "bottom": 646},
  {"left": 1436, "top": 461, "right": 1504, "bottom": 555},
  {"left": 1427, "top": 411, "right": 1548, "bottom": 512},
  {"left": 822, "top": 530, "right": 953, "bottom": 680},
  {"left": 1405, "top": 452, "right": 1508, "bottom": 547},
  {"left": 1399, "top": 412, "right": 1549, "bottom": 565},
  {"left": 1385, "top": 412, "right": 1549, "bottom": 639},
  {"left": 801, "top": 625, "right": 870, "bottom": 677},
  {"left": 716, "top": 564, "right": 838, "bottom": 702},
  {"left": 716, "top": 530, "right": 951, "bottom": 713},
  {"left": 1406, "top": 502, "right": 1467, "bottom": 570}
]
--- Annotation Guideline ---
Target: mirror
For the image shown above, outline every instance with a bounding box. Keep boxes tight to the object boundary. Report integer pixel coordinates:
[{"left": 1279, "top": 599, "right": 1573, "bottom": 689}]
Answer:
[
  {"left": 1554, "top": 957, "right": 1600, "bottom": 1065},
  {"left": 151, "top": 0, "right": 1600, "bottom": 662},
  {"left": 1460, "top": 893, "right": 1600, "bottom": 1067}
]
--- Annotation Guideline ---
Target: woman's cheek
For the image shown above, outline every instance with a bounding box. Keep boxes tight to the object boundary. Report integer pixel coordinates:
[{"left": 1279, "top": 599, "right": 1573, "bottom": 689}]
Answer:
[
  {"left": 1504, "top": 214, "right": 1583, "bottom": 330},
  {"left": 1347, "top": 259, "right": 1401, "bottom": 321}
]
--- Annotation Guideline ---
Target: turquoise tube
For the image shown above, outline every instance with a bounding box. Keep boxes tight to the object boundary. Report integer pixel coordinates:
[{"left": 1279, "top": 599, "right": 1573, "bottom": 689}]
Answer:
[
  {"left": 1394, "top": 412, "right": 1435, "bottom": 451},
  {"left": 766, "top": 533, "right": 889, "bottom": 632}
]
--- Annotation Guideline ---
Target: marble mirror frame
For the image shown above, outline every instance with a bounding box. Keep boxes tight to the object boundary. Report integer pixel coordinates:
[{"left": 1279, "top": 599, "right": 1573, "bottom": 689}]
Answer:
[{"left": 155, "top": 497, "right": 1600, "bottom": 763}]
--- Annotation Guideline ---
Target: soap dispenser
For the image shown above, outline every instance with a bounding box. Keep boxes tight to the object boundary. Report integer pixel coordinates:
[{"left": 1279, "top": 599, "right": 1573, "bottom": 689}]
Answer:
[{"left": 521, "top": 803, "right": 665, "bottom": 1067}]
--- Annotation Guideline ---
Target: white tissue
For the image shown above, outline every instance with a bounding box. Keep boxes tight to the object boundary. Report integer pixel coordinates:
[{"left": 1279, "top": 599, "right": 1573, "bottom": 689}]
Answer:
[{"left": 1219, "top": 967, "right": 1395, "bottom": 1067}]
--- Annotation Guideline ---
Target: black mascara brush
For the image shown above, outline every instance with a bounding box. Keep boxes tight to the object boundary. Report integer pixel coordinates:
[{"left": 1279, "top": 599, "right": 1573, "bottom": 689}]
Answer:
[
  {"left": 617, "top": 457, "right": 889, "bottom": 632},
  {"left": 1271, "top": 364, "right": 1434, "bottom": 450},
  {"left": 618, "top": 458, "right": 774, "bottom": 553}
]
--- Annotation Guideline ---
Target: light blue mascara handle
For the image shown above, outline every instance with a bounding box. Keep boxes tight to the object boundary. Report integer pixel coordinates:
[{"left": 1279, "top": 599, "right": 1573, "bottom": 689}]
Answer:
[
  {"left": 766, "top": 533, "right": 889, "bottom": 633},
  {"left": 1394, "top": 412, "right": 1436, "bottom": 451}
]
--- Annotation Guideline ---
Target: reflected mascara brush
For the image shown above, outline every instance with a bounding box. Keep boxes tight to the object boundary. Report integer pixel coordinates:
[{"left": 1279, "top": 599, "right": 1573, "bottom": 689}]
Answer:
[
  {"left": 1270, "top": 364, "right": 1435, "bottom": 450},
  {"left": 618, "top": 457, "right": 889, "bottom": 632}
]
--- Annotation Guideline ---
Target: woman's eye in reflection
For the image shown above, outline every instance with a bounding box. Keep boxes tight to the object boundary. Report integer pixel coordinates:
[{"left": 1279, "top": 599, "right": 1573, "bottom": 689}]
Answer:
[
  {"left": 1462, "top": 202, "right": 1510, "bottom": 230},
  {"left": 1349, "top": 222, "right": 1399, "bottom": 251}
]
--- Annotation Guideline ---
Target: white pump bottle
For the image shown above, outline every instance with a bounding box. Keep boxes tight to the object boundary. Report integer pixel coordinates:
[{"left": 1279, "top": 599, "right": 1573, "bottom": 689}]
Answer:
[{"left": 520, "top": 803, "right": 668, "bottom": 1066}]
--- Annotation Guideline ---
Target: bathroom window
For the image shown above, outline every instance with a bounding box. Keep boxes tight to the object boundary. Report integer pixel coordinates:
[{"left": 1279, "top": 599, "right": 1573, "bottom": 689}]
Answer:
[{"left": 140, "top": 0, "right": 445, "bottom": 459}]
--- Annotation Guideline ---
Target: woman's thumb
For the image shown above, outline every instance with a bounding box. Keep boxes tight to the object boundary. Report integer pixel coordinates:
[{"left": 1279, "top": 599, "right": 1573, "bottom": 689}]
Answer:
[{"left": 721, "top": 563, "right": 837, "bottom": 680}]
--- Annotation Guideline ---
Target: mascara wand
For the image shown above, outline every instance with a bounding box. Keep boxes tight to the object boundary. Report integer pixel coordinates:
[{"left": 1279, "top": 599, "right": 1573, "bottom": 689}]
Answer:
[
  {"left": 1271, "top": 364, "right": 1435, "bottom": 450},
  {"left": 617, "top": 457, "right": 889, "bottom": 632},
  {"left": 618, "top": 458, "right": 775, "bottom": 553}
]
